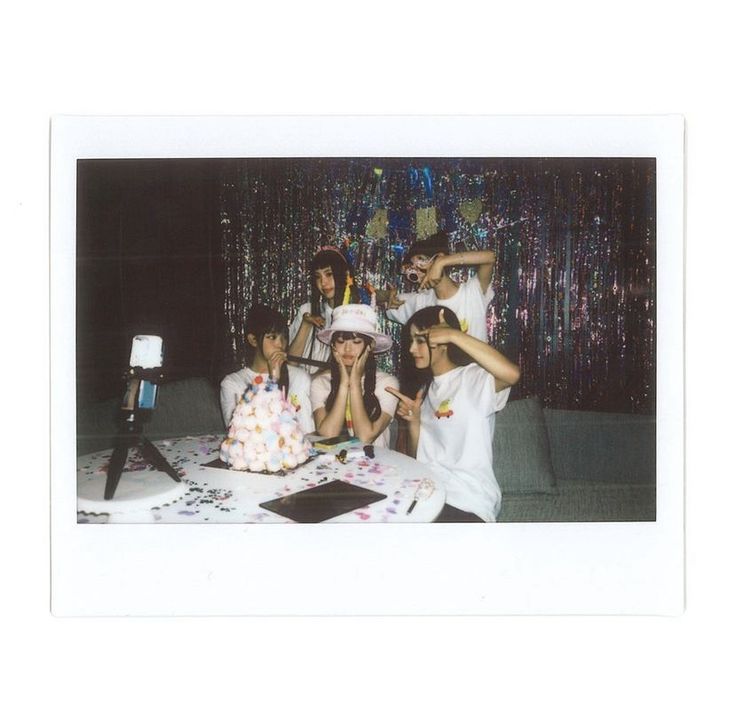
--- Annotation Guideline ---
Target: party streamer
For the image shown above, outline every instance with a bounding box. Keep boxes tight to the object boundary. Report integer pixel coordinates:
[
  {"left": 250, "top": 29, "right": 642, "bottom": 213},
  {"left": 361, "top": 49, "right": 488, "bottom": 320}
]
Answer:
[{"left": 220, "top": 158, "right": 654, "bottom": 413}]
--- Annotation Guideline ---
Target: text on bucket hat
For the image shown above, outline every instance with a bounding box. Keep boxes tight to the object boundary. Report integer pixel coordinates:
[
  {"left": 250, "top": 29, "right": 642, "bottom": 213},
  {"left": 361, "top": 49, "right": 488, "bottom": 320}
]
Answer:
[{"left": 316, "top": 304, "right": 393, "bottom": 353}]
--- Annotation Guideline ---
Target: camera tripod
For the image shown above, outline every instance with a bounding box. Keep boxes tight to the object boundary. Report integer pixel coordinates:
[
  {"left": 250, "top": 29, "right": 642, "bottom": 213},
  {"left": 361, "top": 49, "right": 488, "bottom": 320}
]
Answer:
[{"left": 104, "top": 370, "right": 181, "bottom": 500}]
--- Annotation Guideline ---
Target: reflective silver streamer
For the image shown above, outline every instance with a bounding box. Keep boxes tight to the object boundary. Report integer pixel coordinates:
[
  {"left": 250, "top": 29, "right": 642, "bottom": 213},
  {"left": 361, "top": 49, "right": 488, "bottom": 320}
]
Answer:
[{"left": 220, "top": 159, "right": 654, "bottom": 413}]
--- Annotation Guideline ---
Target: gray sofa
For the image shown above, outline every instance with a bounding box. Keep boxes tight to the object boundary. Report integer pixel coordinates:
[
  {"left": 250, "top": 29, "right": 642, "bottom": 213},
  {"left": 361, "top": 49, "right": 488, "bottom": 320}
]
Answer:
[
  {"left": 77, "top": 379, "right": 656, "bottom": 523},
  {"left": 493, "top": 398, "right": 655, "bottom": 522}
]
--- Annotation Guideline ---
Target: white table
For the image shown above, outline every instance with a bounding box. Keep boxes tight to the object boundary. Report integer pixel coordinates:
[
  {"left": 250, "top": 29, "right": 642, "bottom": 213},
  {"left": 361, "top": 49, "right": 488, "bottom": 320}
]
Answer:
[{"left": 77, "top": 434, "right": 446, "bottom": 523}]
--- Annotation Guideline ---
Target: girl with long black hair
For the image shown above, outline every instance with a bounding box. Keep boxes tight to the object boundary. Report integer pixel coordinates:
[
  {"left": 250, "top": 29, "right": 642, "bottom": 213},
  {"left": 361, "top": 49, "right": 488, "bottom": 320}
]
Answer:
[
  {"left": 288, "top": 247, "right": 362, "bottom": 374},
  {"left": 387, "top": 305, "right": 520, "bottom": 522},
  {"left": 310, "top": 304, "right": 398, "bottom": 447}
]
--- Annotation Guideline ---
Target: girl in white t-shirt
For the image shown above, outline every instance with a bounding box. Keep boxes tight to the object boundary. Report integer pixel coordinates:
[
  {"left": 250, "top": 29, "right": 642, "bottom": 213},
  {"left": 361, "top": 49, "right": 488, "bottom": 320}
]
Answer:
[
  {"left": 220, "top": 304, "right": 313, "bottom": 433},
  {"left": 382, "top": 231, "right": 497, "bottom": 343},
  {"left": 310, "top": 304, "right": 398, "bottom": 448},
  {"left": 387, "top": 306, "right": 520, "bottom": 521}
]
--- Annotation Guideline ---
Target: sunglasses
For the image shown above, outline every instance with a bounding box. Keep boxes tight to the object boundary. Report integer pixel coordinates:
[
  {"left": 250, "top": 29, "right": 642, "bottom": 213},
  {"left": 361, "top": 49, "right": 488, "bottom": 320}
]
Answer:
[{"left": 401, "top": 255, "right": 436, "bottom": 284}]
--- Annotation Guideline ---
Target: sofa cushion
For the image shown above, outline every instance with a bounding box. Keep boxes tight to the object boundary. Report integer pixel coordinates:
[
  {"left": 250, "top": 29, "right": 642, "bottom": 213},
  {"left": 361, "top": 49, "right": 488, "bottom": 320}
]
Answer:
[
  {"left": 497, "top": 480, "right": 656, "bottom": 522},
  {"left": 145, "top": 377, "right": 225, "bottom": 440},
  {"left": 542, "top": 409, "right": 655, "bottom": 485},
  {"left": 76, "top": 397, "right": 119, "bottom": 456},
  {"left": 493, "top": 397, "right": 557, "bottom": 494}
]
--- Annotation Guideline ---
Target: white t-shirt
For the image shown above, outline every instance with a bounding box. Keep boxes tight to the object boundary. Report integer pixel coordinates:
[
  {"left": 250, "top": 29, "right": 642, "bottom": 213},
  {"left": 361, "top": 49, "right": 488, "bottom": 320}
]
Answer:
[
  {"left": 288, "top": 301, "right": 334, "bottom": 374},
  {"left": 386, "top": 276, "right": 494, "bottom": 342},
  {"left": 416, "top": 363, "right": 510, "bottom": 521},
  {"left": 219, "top": 364, "right": 315, "bottom": 434},
  {"left": 310, "top": 369, "right": 399, "bottom": 448}
]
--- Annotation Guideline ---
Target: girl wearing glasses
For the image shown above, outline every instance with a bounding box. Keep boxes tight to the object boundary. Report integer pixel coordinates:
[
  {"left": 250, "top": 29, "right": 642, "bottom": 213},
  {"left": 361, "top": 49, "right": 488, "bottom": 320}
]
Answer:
[{"left": 384, "top": 231, "right": 497, "bottom": 344}]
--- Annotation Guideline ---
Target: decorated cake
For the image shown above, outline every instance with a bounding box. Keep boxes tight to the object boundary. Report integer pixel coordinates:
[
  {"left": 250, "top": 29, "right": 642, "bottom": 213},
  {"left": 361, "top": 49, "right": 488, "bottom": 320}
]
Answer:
[{"left": 220, "top": 375, "right": 313, "bottom": 472}]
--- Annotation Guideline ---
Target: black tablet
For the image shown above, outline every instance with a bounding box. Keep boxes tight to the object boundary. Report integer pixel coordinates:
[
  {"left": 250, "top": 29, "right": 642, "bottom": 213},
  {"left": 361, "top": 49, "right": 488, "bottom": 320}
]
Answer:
[{"left": 259, "top": 480, "right": 387, "bottom": 523}]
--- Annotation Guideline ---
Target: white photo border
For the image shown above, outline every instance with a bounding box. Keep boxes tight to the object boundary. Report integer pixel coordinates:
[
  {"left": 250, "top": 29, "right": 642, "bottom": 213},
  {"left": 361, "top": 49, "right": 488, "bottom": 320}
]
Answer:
[{"left": 51, "top": 115, "right": 684, "bottom": 615}]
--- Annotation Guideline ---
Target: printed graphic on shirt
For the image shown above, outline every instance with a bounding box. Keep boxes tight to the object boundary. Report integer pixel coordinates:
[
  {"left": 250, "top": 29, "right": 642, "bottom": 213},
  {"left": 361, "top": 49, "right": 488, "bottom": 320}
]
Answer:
[
  {"left": 289, "top": 393, "right": 301, "bottom": 411},
  {"left": 435, "top": 399, "right": 454, "bottom": 419}
]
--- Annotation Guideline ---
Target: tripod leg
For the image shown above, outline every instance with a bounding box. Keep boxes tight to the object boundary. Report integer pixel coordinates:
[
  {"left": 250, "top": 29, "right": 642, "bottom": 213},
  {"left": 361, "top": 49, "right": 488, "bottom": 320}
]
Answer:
[
  {"left": 140, "top": 437, "right": 181, "bottom": 482},
  {"left": 104, "top": 443, "right": 129, "bottom": 500}
]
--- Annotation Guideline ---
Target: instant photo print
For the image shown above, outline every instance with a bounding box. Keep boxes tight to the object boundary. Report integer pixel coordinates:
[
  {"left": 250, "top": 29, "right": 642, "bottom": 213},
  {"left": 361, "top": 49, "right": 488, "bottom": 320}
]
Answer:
[{"left": 50, "top": 115, "right": 684, "bottom": 616}]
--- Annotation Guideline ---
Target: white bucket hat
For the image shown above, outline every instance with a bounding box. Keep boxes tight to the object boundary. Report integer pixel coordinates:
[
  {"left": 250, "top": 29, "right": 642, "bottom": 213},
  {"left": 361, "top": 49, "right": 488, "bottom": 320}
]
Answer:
[{"left": 317, "top": 304, "right": 393, "bottom": 353}]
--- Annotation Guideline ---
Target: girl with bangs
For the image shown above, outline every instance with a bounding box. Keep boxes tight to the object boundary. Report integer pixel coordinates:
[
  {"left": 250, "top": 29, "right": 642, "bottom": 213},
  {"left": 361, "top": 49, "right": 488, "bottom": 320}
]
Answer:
[
  {"left": 288, "top": 247, "right": 362, "bottom": 375},
  {"left": 310, "top": 304, "right": 399, "bottom": 448},
  {"left": 387, "top": 305, "right": 520, "bottom": 522},
  {"left": 220, "top": 304, "right": 314, "bottom": 433}
]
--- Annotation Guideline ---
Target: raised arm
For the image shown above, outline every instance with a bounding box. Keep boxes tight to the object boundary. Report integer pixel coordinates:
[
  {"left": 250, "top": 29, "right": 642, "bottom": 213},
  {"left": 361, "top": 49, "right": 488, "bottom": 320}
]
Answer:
[
  {"left": 422, "top": 249, "right": 496, "bottom": 293},
  {"left": 344, "top": 349, "right": 393, "bottom": 444},
  {"left": 428, "top": 311, "right": 520, "bottom": 392},
  {"left": 312, "top": 383, "right": 349, "bottom": 438},
  {"left": 288, "top": 311, "right": 324, "bottom": 358}
]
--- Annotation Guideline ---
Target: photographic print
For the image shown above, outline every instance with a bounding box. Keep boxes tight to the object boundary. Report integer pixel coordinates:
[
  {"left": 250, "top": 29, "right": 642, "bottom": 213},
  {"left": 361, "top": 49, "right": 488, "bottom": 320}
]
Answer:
[
  {"left": 75, "top": 155, "right": 655, "bottom": 525},
  {"left": 51, "top": 116, "right": 683, "bottom": 615}
]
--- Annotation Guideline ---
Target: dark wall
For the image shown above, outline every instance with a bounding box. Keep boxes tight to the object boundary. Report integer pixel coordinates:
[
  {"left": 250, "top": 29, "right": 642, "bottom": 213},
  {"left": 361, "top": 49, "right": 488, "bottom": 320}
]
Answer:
[{"left": 76, "top": 159, "right": 226, "bottom": 404}]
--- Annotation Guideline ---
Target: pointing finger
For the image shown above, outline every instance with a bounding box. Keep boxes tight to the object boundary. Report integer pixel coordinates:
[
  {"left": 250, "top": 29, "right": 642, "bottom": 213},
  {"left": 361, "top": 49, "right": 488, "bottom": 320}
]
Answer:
[{"left": 386, "top": 386, "right": 410, "bottom": 403}]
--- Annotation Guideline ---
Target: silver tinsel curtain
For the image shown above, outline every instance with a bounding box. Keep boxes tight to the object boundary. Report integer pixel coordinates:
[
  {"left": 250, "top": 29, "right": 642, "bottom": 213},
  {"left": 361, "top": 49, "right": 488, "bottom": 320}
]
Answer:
[{"left": 220, "top": 158, "right": 655, "bottom": 414}]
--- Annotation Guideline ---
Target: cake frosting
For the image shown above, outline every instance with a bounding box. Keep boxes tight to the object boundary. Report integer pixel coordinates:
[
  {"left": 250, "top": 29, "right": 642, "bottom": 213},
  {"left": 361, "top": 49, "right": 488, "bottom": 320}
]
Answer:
[{"left": 220, "top": 375, "right": 312, "bottom": 472}]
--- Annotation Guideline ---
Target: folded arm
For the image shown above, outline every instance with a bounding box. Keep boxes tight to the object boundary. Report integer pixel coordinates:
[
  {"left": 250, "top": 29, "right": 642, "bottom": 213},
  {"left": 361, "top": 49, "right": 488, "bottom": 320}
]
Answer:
[
  {"left": 435, "top": 249, "right": 496, "bottom": 294},
  {"left": 428, "top": 316, "right": 519, "bottom": 392}
]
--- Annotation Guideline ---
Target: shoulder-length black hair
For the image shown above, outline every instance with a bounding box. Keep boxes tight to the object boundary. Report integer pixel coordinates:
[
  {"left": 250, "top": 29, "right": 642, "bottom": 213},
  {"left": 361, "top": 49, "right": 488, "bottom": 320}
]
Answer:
[
  {"left": 324, "top": 331, "right": 381, "bottom": 422},
  {"left": 244, "top": 304, "right": 290, "bottom": 394}
]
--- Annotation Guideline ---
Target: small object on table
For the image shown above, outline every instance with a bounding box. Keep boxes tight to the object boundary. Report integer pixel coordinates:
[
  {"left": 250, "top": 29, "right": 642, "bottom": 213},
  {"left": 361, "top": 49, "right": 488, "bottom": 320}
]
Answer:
[
  {"left": 364, "top": 444, "right": 375, "bottom": 459},
  {"left": 406, "top": 478, "right": 435, "bottom": 516},
  {"left": 336, "top": 449, "right": 348, "bottom": 464},
  {"left": 313, "top": 433, "right": 353, "bottom": 452}
]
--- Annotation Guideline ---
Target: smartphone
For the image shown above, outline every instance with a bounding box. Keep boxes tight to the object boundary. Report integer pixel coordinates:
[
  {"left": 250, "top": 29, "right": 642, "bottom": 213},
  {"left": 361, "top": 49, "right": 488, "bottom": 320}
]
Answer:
[
  {"left": 129, "top": 335, "right": 163, "bottom": 368},
  {"left": 313, "top": 433, "right": 353, "bottom": 451},
  {"left": 127, "top": 335, "right": 163, "bottom": 410}
]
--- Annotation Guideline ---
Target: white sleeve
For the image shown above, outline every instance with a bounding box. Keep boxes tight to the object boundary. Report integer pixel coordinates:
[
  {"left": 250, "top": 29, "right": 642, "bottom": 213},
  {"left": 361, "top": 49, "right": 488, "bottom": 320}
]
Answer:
[
  {"left": 466, "top": 364, "right": 509, "bottom": 415},
  {"left": 286, "top": 366, "right": 315, "bottom": 433},
  {"left": 374, "top": 373, "right": 399, "bottom": 418},
  {"left": 385, "top": 291, "right": 430, "bottom": 326},
  {"left": 288, "top": 302, "right": 309, "bottom": 344},
  {"left": 219, "top": 373, "right": 243, "bottom": 427},
  {"left": 309, "top": 372, "right": 332, "bottom": 413},
  {"left": 465, "top": 275, "right": 495, "bottom": 308}
]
